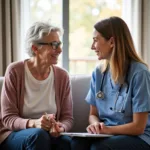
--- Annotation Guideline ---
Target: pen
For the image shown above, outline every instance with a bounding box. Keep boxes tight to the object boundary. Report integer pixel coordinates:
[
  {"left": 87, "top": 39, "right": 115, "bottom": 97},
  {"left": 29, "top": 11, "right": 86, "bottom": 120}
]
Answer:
[{"left": 45, "top": 112, "right": 50, "bottom": 121}]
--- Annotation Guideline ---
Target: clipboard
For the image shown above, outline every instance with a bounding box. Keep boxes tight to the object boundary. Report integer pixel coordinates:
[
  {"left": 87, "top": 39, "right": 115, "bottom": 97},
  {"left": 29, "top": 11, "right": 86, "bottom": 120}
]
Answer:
[{"left": 60, "top": 132, "right": 113, "bottom": 137}]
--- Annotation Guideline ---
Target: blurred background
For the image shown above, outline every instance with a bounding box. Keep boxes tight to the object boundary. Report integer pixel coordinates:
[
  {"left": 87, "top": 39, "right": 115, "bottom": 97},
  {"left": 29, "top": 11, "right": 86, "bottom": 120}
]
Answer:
[
  {"left": 22, "top": 0, "right": 122, "bottom": 75},
  {"left": 1, "top": 0, "right": 149, "bottom": 76}
]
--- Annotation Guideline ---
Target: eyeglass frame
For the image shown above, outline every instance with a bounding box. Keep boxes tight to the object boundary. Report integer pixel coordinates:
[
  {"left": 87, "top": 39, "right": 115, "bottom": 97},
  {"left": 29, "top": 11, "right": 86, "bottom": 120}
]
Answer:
[{"left": 37, "top": 41, "right": 62, "bottom": 50}]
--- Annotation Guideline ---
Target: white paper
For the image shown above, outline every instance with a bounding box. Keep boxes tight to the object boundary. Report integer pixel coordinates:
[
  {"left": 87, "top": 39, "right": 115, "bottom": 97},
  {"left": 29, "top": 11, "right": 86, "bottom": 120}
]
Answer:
[{"left": 60, "top": 132, "right": 113, "bottom": 137}]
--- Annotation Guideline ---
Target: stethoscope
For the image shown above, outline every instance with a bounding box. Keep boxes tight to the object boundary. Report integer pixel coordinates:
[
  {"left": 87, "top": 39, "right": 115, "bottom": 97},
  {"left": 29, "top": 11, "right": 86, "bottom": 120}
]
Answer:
[{"left": 96, "top": 66, "right": 129, "bottom": 113}]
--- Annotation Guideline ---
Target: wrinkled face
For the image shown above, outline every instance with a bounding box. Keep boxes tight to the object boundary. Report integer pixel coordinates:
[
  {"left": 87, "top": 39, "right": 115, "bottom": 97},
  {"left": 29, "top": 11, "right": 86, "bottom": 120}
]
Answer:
[
  {"left": 35, "top": 31, "right": 62, "bottom": 65},
  {"left": 91, "top": 29, "right": 113, "bottom": 60}
]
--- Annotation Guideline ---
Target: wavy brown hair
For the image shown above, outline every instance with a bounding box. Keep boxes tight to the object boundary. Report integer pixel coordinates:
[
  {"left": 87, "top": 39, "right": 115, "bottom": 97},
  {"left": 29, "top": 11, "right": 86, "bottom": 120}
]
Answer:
[{"left": 94, "top": 16, "right": 147, "bottom": 83}]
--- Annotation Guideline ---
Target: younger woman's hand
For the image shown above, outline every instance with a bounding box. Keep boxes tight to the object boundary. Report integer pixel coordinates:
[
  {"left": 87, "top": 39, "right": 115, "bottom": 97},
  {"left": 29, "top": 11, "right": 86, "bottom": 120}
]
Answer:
[
  {"left": 98, "top": 122, "right": 110, "bottom": 134},
  {"left": 86, "top": 122, "right": 110, "bottom": 134},
  {"left": 86, "top": 122, "right": 101, "bottom": 134}
]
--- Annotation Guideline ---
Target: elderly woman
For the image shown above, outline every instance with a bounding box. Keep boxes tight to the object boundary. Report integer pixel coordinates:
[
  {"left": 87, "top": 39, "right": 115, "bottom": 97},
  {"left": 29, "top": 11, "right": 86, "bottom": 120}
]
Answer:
[{"left": 0, "top": 22, "right": 73, "bottom": 150}]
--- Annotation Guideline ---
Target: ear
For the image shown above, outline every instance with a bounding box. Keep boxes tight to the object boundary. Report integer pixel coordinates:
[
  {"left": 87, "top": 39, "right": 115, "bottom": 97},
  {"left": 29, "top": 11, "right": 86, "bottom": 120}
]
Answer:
[
  {"left": 32, "top": 45, "right": 38, "bottom": 53},
  {"left": 109, "top": 37, "right": 115, "bottom": 48}
]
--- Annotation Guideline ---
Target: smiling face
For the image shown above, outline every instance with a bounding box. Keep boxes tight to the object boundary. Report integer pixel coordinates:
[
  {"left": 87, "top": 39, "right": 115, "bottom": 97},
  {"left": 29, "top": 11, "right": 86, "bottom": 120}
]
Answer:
[
  {"left": 34, "top": 31, "right": 62, "bottom": 65},
  {"left": 91, "top": 29, "right": 114, "bottom": 60}
]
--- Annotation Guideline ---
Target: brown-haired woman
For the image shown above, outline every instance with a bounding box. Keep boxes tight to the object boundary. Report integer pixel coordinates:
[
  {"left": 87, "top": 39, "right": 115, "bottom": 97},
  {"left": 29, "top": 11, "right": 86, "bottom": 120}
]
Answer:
[{"left": 71, "top": 16, "right": 150, "bottom": 150}]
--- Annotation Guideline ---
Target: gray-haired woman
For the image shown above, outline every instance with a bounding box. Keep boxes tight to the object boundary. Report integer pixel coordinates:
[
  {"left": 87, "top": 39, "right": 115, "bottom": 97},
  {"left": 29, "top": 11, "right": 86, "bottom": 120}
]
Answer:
[{"left": 0, "top": 21, "right": 73, "bottom": 150}]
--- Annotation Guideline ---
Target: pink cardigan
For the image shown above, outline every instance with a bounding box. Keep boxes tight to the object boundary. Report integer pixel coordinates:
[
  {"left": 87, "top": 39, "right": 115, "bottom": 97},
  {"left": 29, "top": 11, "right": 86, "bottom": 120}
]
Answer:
[{"left": 0, "top": 60, "right": 73, "bottom": 144}]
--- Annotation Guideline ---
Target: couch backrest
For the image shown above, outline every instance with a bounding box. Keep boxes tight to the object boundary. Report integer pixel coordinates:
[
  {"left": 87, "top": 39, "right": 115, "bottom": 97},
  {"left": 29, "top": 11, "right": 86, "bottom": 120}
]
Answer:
[
  {"left": 70, "top": 75, "right": 91, "bottom": 132},
  {"left": 0, "top": 75, "right": 91, "bottom": 132}
]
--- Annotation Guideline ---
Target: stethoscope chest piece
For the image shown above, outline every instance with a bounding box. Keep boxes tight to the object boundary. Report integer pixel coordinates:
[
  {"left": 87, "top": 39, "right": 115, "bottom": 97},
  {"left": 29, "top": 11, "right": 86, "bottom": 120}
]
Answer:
[{"left": 96, "top": 91, "right": 104, "bottom": 99}]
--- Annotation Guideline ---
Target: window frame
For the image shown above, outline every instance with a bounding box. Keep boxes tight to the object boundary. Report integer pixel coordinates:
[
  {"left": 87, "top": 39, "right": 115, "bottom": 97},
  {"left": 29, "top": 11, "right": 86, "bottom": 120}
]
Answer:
[
  {"left": 62, "top": 0, "right": 69, "bottom": 71},
  {"left": 21, "top": 0, "right": 140, "bottom": 73}
]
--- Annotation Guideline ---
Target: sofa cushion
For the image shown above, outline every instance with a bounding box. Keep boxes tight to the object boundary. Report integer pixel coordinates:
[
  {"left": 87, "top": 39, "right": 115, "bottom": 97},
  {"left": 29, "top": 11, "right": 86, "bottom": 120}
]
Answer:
[{"left": 70, "top": 75, "right": 91, "bottom": 132}]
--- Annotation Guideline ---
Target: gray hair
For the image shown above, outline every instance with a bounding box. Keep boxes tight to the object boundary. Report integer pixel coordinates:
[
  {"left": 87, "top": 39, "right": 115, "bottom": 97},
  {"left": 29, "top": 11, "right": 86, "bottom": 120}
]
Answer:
[{"left": 25, "top": 21, "right": 63, "bottom": 57}]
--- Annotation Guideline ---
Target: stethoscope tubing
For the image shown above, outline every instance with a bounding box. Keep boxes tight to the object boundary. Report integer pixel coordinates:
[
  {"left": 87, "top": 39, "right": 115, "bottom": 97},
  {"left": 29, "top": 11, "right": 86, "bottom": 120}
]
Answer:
[{"left": 96, "top": 65, "right": 129, "bottom": 113}]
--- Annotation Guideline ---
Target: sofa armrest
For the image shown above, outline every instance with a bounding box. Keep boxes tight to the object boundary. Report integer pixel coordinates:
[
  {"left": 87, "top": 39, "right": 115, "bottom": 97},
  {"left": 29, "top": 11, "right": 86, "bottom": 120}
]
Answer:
[{"left": 70, "top": 75, "right": 91, "bottom": 132}]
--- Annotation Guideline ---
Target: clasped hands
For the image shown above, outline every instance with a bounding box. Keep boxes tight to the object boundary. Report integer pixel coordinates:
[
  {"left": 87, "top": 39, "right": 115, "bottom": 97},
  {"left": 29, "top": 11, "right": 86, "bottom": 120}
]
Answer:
[
  {"left": 33, "top": 113, "right": 65, "bottom": 137},
  {"left": 86, "top": 122, "right": 109, "bottom": 134}
]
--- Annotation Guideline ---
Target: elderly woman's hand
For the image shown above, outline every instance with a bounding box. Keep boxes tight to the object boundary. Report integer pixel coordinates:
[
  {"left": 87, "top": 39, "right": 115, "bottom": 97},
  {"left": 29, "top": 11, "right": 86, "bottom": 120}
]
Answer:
[
  {"left": 34, "top": 115, "right": 50, "bottom": 130},
  {"left": 27, "top": 113, "right": 56, "bottom": 131},
  {"left": 49, "top": 122, "right": 65, "bottom": 137}
]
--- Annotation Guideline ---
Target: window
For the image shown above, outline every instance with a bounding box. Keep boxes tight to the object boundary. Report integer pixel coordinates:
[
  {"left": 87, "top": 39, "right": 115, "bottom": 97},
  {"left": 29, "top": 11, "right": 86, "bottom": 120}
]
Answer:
[
  {"left": 69, "top": 0, "right": 122, "bottom": 74},
  {"left": 21, "top": 0, "right": 123, "bottom": 74},
  {"left": 30, "top": 0, "right": 62, "bottom": 26},
  {"left": 21, "top": 0, "right": 63, "bottom": 66}
]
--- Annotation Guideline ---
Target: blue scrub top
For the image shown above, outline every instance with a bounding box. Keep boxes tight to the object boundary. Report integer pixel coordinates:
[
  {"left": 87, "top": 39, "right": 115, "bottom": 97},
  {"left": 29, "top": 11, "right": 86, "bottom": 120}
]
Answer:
[{"left": 86, "top": 61, "right": 150, "bottom": 145}]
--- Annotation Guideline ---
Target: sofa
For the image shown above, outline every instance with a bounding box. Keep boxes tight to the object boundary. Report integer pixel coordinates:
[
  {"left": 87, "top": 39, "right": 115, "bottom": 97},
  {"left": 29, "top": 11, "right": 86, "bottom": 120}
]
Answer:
[{"left": 0, "top": 75, "right": 91, "bottom": 132}]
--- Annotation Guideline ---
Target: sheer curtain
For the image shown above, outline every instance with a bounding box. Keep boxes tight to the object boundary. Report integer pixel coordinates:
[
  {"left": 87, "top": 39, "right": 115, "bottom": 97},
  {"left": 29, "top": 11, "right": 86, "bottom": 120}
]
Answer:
[
  {"left": 122, "top": 0, "right": 142, "bottom": 55},
  {"left": 142, "top": 0, "right": 150, "bottom": 67},
  {"left": 0, "top": 0, "right": 21, "bottom": 76},
  {"left": 122, "top": 0, "right": 150, "bottom": 67}
]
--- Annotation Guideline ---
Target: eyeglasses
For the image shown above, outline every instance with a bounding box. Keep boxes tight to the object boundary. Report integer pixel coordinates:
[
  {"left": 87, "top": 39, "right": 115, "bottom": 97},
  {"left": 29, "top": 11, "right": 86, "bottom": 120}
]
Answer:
[{"left": 37, "top": 41, "right": 62, "bottom": 50}]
